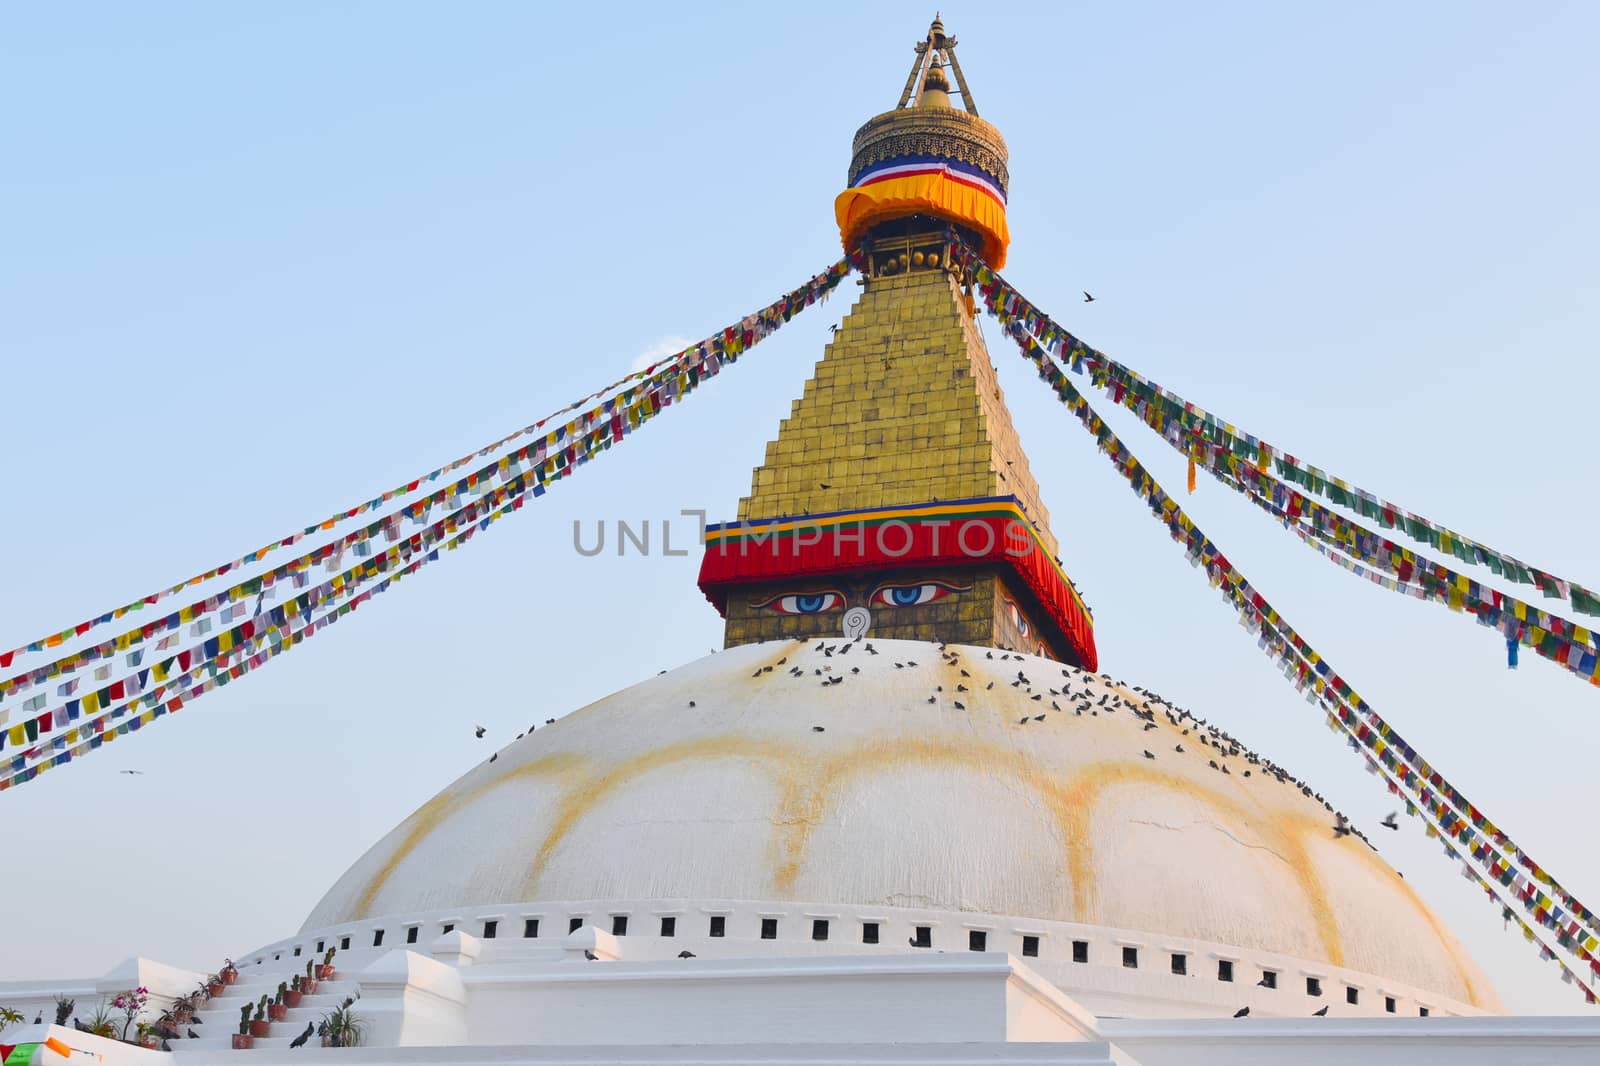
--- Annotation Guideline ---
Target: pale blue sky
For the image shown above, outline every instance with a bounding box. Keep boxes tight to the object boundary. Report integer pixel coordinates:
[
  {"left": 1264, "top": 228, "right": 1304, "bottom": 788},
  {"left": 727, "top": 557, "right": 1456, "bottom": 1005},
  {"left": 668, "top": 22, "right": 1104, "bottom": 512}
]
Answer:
[{"left": 1, "top": 2, "right": 1596, "bottom": 1014}]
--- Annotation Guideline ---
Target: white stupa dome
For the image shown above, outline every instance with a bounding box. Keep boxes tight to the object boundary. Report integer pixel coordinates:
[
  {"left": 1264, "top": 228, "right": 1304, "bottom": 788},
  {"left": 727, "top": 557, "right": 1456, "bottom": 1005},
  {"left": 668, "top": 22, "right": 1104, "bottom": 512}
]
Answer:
[{"left": 301, "top": 639, "right": 1497, "bottom": 1017}]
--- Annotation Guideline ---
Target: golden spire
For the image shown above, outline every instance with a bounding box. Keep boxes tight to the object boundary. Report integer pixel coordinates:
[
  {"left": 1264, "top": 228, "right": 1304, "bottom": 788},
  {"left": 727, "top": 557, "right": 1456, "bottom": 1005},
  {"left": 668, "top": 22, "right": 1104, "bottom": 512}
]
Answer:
[{"left": 917, "top": 57, "right": 953, "bottom": 109}]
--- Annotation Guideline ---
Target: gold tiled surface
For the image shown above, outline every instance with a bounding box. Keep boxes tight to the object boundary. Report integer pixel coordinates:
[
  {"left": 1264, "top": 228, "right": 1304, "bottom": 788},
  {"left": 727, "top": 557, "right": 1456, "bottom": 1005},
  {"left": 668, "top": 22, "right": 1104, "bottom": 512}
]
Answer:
[{"left": 737, "top": 268, "right": 1058, "bottom": 560}]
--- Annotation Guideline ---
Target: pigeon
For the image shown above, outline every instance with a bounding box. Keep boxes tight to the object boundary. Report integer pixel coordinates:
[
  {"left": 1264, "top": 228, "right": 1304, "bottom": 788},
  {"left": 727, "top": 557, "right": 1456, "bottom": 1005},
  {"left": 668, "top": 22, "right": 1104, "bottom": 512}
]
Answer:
[
  {"left": 1256, "top": 977, "right": 1273, "bottom": 988},
  {"left": 474, "top": 725, "right": 486, "bottom": 738},
  {"left": 1333, "top": 814, "right": 1352, "bottom": 839},
  {"left": 1143, "top": 750, "right": 1155, "bottom": 760},
  {"left": 678, "top": 950, "right": 696, "bottom": 958},
  {"left": 1233, "top": 1006, "right": 1249, "bottom": 1018},
  {"left": 584, "top": 950, "right": 598, "bottom": 960},
  {"left": 341, "top": 998, "right": 353, "bottom": 1010},
  {"left": 288, "top": 1022, "right": 314, "bottom": 1049},
  {"left": 689, "top": 701, "right": 696, "bottom": 707},
  {"left": 119, "top": 769, "right": 144, "bottom": 775},
  {"left": 1313, "top": 1005, "right": 1329, "bottom": 1016},
  {"left": 73, "top": 1019, "right": 89, "bottom": 1033},
  {"left": 34, "top": 1016, "right": 41, "bottom": 1025},
  {"left": 188, "top": 1029, "right": 199, "bottom": 1040},
  {"left": 1381, "top": 812, "right": 1400, "bottom": 830},
  {"left": 812, "top": 726, "right": 825, "bottom": 732},
  {"left": 160, "top": 1040, "right": 172, "bottom": 1053},
  {"left": 489, "top": 753, "right": 498, "bottom": 763}
]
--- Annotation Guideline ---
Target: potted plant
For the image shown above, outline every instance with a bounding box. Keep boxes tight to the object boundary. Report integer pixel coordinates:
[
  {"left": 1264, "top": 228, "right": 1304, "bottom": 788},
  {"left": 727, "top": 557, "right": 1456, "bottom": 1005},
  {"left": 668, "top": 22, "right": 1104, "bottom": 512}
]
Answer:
[
  {"left": 247, "top": 996, "right": 270, "bottom": 1039},
  {"left": 221, "top": 959, "right": 239, "bottom": 985},
  {"left": 268, "top": 986, "right": 288, "bottom": 1023},
  {"left": 301, "top": 960, "right": 318, "bottom": 995},
  {"left": 232, "top": 1012, "right": 253, "bottom": 1051},
  {"left": 54, "top": 995, "right": 76, "bottom": 1027},
  {"left": 111, "top": 986, "right": 149, "bottom": 1042},
  {"left": 85, "top": 1002, "right": 119, "bottom": 1038},
  {"left": 170, "top": 994, "right": 194, "bottom": 1027},
  {"left": 206, "top": 973, "right": 226, "bottom": 998},
  {"left": 319, "top": 1005, "right": 366, "bottom": 1048},
  {"left": 315, "top": 947, "right": 337, "bottom": 981},
  {"left": 284, "top": 976, "right": 303, "bottom": 1009}
]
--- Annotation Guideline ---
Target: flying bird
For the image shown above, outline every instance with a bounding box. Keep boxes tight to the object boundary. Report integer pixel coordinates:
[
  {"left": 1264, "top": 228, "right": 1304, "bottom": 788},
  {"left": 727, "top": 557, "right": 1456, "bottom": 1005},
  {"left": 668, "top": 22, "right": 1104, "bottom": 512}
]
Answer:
[
  {"left": 119, "top": 769, "right": 143, "bottom": 775},
  {"left": 1332, "top": 814, "right": 1353, "bottom": 839},
  {"left": 1083, "top": 291, "right": 1096, "bottom": 303},
  {"left": 474, "top": 725, "right": 486, "bottom": 738},
  {"left": 1381, "top": 812, "right": 1400, "bottom": 830},
  {"left": 812, "top": 726, "right": 825, "bottom": 732}
]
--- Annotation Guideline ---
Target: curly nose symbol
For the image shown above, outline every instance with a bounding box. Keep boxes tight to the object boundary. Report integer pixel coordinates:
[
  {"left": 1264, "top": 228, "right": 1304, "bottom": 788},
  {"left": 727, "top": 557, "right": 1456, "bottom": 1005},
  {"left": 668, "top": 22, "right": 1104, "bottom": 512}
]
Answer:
[{"left": 842, "top": 606, "right": 871, "bottom": 641}]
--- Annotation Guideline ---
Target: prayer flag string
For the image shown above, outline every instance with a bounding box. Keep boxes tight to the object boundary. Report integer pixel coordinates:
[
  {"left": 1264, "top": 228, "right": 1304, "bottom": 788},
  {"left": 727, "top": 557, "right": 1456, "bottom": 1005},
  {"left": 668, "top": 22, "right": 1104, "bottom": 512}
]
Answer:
[
  {"left": 943, "top": 235, "right": 1599, "bottom": 623},
  {"left": 0, "top": 258, "right": 856, "bottom": 714},
  {"left": 962, "top": 260, "right": 1600, "bottom": 983},
  {"left": 0, "top": 256, "right": 857, "bottom": 788}
]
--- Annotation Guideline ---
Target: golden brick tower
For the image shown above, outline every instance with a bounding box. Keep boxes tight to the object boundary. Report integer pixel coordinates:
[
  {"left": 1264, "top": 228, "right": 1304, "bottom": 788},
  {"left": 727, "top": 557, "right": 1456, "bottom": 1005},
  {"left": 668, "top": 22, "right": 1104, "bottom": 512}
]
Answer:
[{"left": 697, "top": 18, "right": 1096, "bottom": 669}]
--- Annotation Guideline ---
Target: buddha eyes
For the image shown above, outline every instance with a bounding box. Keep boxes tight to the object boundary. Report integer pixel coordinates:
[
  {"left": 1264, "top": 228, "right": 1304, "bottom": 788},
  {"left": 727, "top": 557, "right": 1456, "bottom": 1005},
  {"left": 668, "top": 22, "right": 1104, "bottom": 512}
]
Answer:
[
  {"left": 1004, "top": 598, "right": 1031, "bottom": 636},
  {"left": 751, "top": 582, "right": 966, "bottom": 614},
  {"left": 870, "top": 582, "right": 961, "bottom": 607},
  {"left": 753, "top": 590, "right": 845, "bottom": 614}
]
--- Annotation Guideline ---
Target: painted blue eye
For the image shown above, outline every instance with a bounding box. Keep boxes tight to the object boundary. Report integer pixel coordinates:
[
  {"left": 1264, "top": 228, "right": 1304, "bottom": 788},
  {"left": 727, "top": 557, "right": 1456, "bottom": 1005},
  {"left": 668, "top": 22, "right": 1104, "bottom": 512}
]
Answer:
[
  {"left": 870, "top": 582, "right": 964, "bottom": 608},
  {"left": 752, "top": 590, "right": 846, "bottom": 614}
]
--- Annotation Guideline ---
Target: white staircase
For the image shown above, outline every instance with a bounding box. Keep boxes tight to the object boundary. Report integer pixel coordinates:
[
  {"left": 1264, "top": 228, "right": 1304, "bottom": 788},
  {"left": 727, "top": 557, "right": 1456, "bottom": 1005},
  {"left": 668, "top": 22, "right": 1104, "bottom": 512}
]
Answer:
[{"left": 171, "top": 971, "right": 358, "bottom": 1052}]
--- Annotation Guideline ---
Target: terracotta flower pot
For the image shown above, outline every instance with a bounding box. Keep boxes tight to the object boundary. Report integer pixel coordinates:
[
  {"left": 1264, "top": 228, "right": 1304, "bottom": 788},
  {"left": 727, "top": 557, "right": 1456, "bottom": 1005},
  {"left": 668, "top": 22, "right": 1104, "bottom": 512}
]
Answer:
[
  {"left": 208, "top": 981, "right": 225, "bottom": 997},
  {"left": 248, "top": 1019, "right": 271, "bottom": 1038},
  {"left": 321, "top": 966, "right": 336, "bottom": 982},
  {"left": 283, "top": 991, "right": 303, "bottom": 1008},
  {"left": 301, "top": 978, "right": 319, "bottom": 995},
  {"left": 313, "top": 965, "right": 327, "bottom": 980},
  {"left": 268, "top": 1004, "right": 288, "bottom": 1022},
  {"left": 232, "top": 1034, "right": 254, "bottom": 1050},
  {"left": 223, "top": 971, "right": 239, "bottom": 985}
]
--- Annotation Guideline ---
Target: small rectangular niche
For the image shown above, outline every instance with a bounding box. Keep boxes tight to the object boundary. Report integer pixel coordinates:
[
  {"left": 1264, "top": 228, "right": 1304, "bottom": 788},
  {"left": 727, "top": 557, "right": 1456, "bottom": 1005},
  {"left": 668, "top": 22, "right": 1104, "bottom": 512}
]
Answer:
[
  {"left": 969, "top": 930, "right": 987, "bottom": 952},
  {"left": 660, "top": 916, "right": 677, "bottom": 937},
  {"left": 1170, "top": 953, "right": 1187, "bottom": 976},
  {"left": 911, "top": 926, "right": 932, "bottom": 948},
  {"left": 862, "top": 922, "right": 880, "bottom": 944},
  {"left": 1385, "top": 996, "right": 1397, "bottom": 1014},
  {"left": 760, "top": 918, "right": 778, "bottom": 940},
  {"left": 1346, "top": 986, "right": 1359, "bottom": 1005},
  {"left": 1217, "top": 959, "right": 1234, "bottom": 983},
  {"left": 1260, "top": 970, "right": 1278, "bottom": 989},
  {"left": 371, "top": 929, "right": 384, "bottom": 948},
  {"left": 568, "top": 917, "right": 584, "bottom": 934},
  {"left": 1022, "top": 935, "right": 1040, "bottom": 958},
  {"left": 441, "top": 924, "right": 454, "bottom": 935},
  {"left": 1419, "top": 1007, "right": 1430, "bottom": 1017},
  {"left": 405, "top": 928, "right": 418, "bottom": 945},
  {"left": 1306, "top": 977, "right": 1323, "bottom": 997},
  {"left": 1072, "top": 940, "right": 1088, "bottom": 964},
  {"left": 812, "top": 919, "right": 829, "bottom": 941},
  {"left": 482, "top": 920, "right": 499, "bottom": 940},
  {"left": 523, "top": 919, "right": 540, "bottom": 939},
  {"left": 611, "top": 915, "right": 629, "bottom": 936},
  {"left": 339, "top": 936, "right": 350, "bottom": 951},
  {"left": 709, "top": 915, "right": 726, "bottom": 938},
  {"left": 294, "top": 946, "right": 303, "bottom": 957},
  {"left": 1122, "top": 946, "right": 1139, "bottom": 969},
  {"left": 316, "top": 940, "right": 325, "bottom": 953}
]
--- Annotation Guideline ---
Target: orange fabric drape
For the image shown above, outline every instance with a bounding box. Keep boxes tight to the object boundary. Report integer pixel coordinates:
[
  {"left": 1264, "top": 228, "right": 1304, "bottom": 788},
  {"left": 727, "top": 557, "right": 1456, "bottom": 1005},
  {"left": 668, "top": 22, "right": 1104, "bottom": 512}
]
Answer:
[{"left": 835, "top": 171, "right": 1010, "bottom": 268}]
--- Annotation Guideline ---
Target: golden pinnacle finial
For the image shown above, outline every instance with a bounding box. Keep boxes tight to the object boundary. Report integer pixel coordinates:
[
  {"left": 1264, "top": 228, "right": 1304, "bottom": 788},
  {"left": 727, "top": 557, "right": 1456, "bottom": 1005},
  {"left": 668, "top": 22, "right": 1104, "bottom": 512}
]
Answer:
[{"left": 918, "top": 57, "right": 952, "bottom": 109}]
